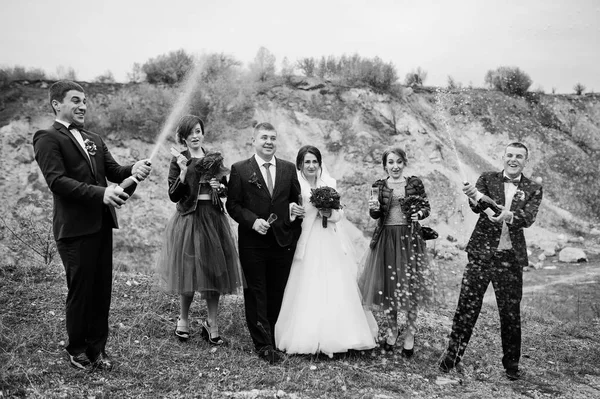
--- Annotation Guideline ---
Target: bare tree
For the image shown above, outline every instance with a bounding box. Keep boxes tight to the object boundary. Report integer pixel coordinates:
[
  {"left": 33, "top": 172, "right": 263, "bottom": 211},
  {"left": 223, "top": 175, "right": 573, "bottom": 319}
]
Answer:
[
  {"left": 296, "top": 57, "right": 316, "bottom": 77},
  {"left": 249, "top": 46, "right": 276, "bottom": 82}
]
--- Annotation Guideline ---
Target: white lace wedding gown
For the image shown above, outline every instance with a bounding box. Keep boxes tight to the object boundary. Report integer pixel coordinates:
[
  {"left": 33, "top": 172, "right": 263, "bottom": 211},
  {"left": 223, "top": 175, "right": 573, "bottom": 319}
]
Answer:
[{"left": 275, "top": 174, "right": 378, "bottom": 356}]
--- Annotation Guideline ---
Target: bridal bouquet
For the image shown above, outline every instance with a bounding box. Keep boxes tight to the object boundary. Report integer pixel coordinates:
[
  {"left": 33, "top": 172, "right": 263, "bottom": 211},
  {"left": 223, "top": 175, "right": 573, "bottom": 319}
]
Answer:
[
  {"left": 309, "top": 186, "right": 341, "bottom": 228},
  {"left": 194, "top": 151, "right": 230, "bottom": 206}
]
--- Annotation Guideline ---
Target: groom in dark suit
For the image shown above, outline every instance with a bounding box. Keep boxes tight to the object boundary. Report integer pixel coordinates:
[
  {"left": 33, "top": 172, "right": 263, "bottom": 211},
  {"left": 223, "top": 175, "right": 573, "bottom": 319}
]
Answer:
[
  {"left": 226, "top": 122, "right": 304, "bottom": 364},
  {"left": 33, "top": 81, "right": 151, "bottom": 371},
  {"left": 439, "top": 142, "right": 542, "bottom": 381}
]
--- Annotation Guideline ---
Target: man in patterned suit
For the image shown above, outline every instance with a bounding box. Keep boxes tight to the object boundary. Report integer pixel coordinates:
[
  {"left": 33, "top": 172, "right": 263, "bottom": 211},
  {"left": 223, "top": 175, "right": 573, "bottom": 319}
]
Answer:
[{"left": 439, "top": 142, "right": 543, "bottom": 381}]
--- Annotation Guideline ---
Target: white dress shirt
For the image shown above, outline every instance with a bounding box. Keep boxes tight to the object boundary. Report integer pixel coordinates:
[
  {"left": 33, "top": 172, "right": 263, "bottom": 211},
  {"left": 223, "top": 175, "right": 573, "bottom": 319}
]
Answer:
[
  {"left": 497, "top": 173, "right": 521, "bottom": 250},
  {"left": 254, "top": 154, "right": 276, "bottom": 189},
  {"left": 56, "top": 119, "right": 90, "bottom": 161}
]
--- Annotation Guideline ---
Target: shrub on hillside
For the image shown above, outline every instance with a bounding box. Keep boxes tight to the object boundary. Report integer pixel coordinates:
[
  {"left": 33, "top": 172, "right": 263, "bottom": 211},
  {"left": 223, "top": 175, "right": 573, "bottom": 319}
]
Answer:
[
  {"left": 93, "top": 70, "right": 116, "bottom": 83},
  {"left": 53, "top": 65, "right": 77, "bottom": 81},
  {"left": 295, "top": 54, "right": 398, "bottom": 91},
  {"left": 190, "top": 53, "right": 254, "bottom": 137},
  {"left": 573, "top": 83, "right": 586, "bottom": 95},
  {"left": 127, "top": 63, "right": 145, "bottom": 83},
  {"left": 0, "top": 66, "right": 46, "bottom": 87},
  {"left": 102, "top": 84, "right": 175, "bottom": 141},
  {"left": 484, "top": 66, "right": 532, "bottom": 96},
  {"left": 0, "top": 195, "right": 56, "bottom": 266},
  {"left": 447, "top": 75, "right": 461, "bottom": 90},
  {"left": 404, "top": 67, "right": 427, "bottom": 87},
  {"left": 142, "top": 49, "right": 194, "bottom": 84}
]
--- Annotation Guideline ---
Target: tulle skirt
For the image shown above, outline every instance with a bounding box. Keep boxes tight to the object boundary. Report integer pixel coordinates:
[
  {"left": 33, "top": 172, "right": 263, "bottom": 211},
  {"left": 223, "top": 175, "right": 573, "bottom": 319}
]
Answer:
[
  {"left": 275, "top": 217, "right": 378, "bottom": 356},
  {"left": 358, "top": 224, "right": 430, "bottom": 312},
  {"left": 156, "top": 201, "right": 244, "bottom": 298}
]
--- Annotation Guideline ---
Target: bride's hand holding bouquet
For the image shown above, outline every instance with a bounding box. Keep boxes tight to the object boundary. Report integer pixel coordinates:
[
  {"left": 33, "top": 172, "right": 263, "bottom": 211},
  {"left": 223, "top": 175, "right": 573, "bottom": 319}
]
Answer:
[{"left": 309, "top": 186, "right": 341, "bottom": 228}]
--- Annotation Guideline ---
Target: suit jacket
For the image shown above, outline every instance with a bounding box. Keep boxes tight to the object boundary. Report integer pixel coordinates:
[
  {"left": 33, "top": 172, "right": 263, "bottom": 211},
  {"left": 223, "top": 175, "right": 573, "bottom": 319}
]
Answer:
[
  {"left": 466, "top": 171, "right": 543, "bottom": 267},
  {"left": 167, "top": 149, "right": 228, "bottom": 215},
  {"left": 368, "top": 176, "right": 431, "bottom": 248},
  {"left": 226, "top": 156, "right": 301, "bottom": 248},
  {"left": 33, "top": 121, "right": 133, "bottom": 240}
]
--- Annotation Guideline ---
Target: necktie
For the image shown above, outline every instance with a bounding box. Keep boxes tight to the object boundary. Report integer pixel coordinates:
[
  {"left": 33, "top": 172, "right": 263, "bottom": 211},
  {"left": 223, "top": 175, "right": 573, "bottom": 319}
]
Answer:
[
  {"left": 68, "top": 123, "right": 84, "bottom": 131},
  {"left": 503, "top": 176, "right": 519, "bottom": 186},
  {"left": 263, "top": 163, "right": 274, "bottom": 196}
]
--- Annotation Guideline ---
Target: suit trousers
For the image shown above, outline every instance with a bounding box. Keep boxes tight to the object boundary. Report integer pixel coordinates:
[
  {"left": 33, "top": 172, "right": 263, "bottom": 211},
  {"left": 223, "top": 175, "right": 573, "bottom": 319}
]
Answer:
[
  {"left": 56, "top": 208, "right": 114, "bottom": 360},
  {"left": 239, "top": 240, "right": 295, "bottom": 351},
  {"left": 446, "top": 250, "right": 522, "bottom": 370}
]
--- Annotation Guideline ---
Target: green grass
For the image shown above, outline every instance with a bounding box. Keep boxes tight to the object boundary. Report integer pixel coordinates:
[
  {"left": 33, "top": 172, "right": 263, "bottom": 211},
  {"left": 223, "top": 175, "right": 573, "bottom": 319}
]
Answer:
[{"left": 1, "top": 255, "right": 599, "bottom": 398}]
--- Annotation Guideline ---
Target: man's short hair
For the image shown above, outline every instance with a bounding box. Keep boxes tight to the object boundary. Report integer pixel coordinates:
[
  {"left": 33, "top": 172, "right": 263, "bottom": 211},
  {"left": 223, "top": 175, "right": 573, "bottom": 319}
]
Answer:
[
  {"left": 49, "top": 81, "right": 85, "bottom": 115},
  {"left": 506, "top": 142, "right": 529, "bottom": 158},
  {"left": 253, "top": 122, "right": 276, "bottom": 134}
]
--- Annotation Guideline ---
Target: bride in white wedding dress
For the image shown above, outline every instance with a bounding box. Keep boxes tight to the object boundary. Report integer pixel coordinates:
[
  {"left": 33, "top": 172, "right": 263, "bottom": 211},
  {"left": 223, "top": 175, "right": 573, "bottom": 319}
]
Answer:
[{"left": 275, "top": 145, "right": 378, "bottom": 357}]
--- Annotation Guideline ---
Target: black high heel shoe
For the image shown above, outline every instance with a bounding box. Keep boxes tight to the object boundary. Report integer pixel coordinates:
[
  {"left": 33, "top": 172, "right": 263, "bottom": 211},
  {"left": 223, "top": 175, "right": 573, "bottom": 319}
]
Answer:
[
  {"left": 201, "top": 320, "right": 226, "bottom": 346},
  {"left": 381, "top": 331, "right": 400, "bottom": 352},
  {"left": 174, "top": 317, "right": 190, "bottom": 342}
]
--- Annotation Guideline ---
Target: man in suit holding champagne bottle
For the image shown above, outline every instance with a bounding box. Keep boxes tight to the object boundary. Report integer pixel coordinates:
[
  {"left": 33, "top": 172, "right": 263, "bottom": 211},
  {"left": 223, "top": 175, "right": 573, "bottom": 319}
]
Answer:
[
  {"left": 33, "top": 81, "right": 151, "bottom": 371},
  {"left": 439, "top": 142, "right": 542, "bottom": 381}
]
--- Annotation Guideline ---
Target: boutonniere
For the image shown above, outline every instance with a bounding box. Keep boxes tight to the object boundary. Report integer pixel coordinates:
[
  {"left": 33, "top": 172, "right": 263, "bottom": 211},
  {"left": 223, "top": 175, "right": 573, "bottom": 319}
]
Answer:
[
  {"left": 83, "top": 139, "right": 97, "bottom": 156},
  {"left": 249, "top": 172, "right": 262, "bottom": 189},
  {"left": 514, "top": 189, "right": 525, "bottom": 201}
]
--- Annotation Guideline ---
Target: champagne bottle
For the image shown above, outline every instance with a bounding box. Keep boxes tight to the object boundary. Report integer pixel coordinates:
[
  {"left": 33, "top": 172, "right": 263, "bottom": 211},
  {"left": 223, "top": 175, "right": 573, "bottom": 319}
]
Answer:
[
  {"left": 117, "top": 160, "right": 151, "bottom": 199},
  {"left": 479, "top": 194, "right": 502, "bottom": 216},
  {"left": 464, "top": 182, "right": 502, "bottom": 216},
  {"left": 118, "top": 174, "right": 142, "bottom": 196}
]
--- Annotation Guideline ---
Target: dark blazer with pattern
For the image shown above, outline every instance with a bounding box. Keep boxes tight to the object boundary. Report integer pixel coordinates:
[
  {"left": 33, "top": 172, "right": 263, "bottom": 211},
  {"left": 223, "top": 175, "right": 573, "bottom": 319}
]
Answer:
[
  {"left": 466, "top": 171, "right": 543, "bottom": 267},
  {"left": 167, "top": 149, "right": 228, "bottom": 215},
  {"left": 369, "top": 176, "right": 431, "bottom": 249},
  {"left": 226, "top": 156, "right": 301, "bottom": 248},
  {"left": 33, "top": 121, "right": 132, "bottom": 240}
]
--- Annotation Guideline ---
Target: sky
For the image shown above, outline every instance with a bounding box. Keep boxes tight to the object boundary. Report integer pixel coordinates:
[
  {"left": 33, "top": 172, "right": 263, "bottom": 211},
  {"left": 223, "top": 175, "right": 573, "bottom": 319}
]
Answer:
[{"left": 1, "top": 0, "right": 599, "bottom": 93}]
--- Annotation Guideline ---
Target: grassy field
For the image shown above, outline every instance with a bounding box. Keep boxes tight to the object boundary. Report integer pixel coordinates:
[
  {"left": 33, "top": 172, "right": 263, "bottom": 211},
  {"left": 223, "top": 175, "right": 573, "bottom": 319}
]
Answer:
[{"left": 1, "top": 253, "right": 599, "bottom": 399}]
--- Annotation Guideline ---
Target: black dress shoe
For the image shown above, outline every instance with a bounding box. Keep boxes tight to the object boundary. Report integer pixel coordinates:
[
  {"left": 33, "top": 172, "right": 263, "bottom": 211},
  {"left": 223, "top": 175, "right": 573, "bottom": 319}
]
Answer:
[
  {"left": 505, "top": 368, "right": 523, "bottom": 381},
  {"left": 439, "top": 356, "right": 458, "bottom": 373},
  {"left": 257, "top": 346, "right": 284, "bottom": 364},
  {"left": 67, "top": 351, "right": 91, "bottom": 370},
  {"left": 92, "top": 352, "right": 113, "bottom": 371}
]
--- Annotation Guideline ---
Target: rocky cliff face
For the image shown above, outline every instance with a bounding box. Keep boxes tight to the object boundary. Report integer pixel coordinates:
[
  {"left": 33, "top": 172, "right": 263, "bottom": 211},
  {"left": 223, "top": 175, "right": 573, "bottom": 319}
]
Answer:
[{"left": 1, "top": 80, "right": 599, "bottom": 269}]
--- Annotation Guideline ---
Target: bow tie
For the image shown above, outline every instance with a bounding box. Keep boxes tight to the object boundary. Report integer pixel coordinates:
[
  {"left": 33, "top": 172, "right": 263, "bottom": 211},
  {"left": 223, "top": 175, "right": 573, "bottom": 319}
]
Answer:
[
  {"left": 68, "top": 123, "right": 84, "bottom": 131},
  {"left": 503, "top": 176, "right": 519, "bottom": 186}
]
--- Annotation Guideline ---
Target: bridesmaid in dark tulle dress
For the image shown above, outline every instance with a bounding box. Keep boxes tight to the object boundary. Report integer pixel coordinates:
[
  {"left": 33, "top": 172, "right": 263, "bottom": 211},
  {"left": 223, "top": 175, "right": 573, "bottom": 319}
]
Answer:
[{"left": 156, "top": 115, "right": 244, "bottom": 345}]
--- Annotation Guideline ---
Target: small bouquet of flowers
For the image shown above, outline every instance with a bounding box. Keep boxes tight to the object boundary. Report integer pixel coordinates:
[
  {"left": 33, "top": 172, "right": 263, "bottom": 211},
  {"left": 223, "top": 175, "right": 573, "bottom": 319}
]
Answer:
[
  {"left": 194, "top": 151, "right": 230, "bottom": 207},
  {"left": 399, "top": 195, "right": 427, "bottom": 220},
  {"left": 309, "top": 186, "right": 341, "bottom": 228},
  {"left": 513, "top": 189, "right": 525, "bottom": 202}
]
